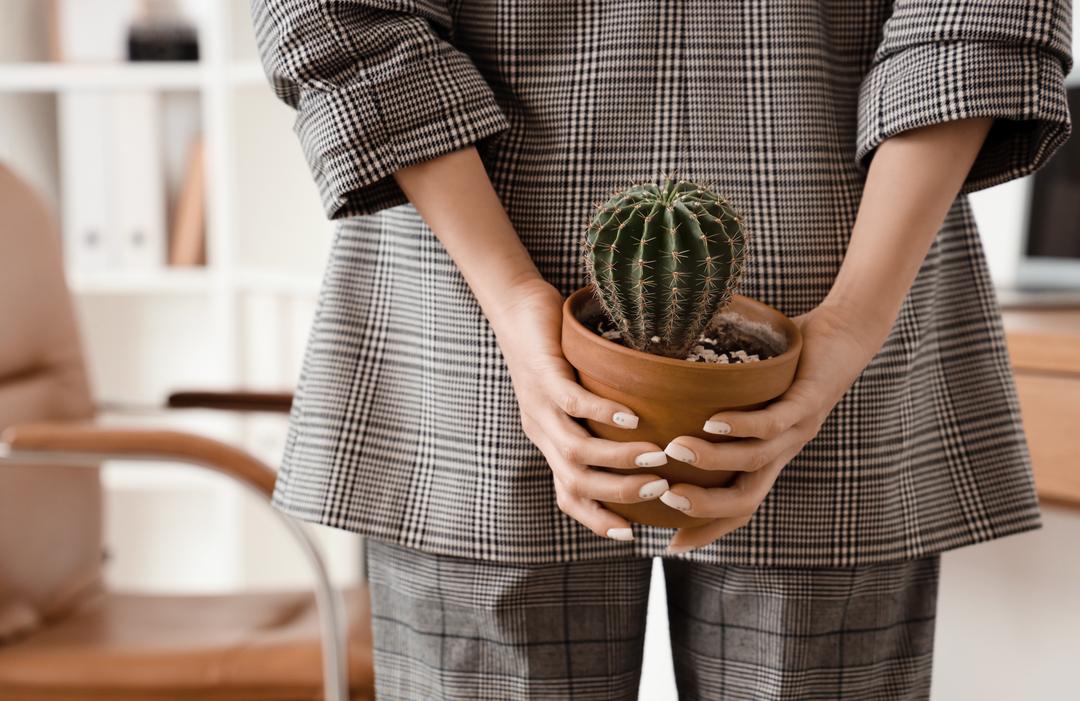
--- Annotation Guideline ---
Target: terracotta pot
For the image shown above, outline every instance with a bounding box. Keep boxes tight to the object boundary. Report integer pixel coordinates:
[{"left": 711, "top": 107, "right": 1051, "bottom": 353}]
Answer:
[{"left": 560, "top": 285, "right": 803, "bottom": 528}]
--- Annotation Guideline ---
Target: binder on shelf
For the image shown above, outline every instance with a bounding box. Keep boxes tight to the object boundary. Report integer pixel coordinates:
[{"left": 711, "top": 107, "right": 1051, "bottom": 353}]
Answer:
[
  {"left": 57, "top": 90, "right": 167, "bottom": 273},
  {"left": 57, "top": 92, "right": 114, "bottom": 272},
  {"left": 108, "top": 91, "right": 167, "bottom": 271},
  {"left": 168, "top": 137, "right": 206, "bottom": 267}
]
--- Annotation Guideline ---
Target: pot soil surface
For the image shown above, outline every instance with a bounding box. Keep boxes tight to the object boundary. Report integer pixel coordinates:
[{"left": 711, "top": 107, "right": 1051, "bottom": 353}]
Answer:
[{"left": 586, "top": 311, "right": 785, "bottom": 365}]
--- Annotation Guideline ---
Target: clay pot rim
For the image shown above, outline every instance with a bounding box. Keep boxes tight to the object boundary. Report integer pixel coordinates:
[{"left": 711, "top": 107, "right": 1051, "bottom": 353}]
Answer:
[{"left": 563, "top": 285, "right": 803, "bottom": 375}]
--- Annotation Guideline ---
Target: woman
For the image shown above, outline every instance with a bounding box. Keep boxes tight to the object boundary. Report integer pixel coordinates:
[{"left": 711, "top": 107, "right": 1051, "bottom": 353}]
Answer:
[{"left": 250, "top": 0, "right": 1071, "bottom": 698}]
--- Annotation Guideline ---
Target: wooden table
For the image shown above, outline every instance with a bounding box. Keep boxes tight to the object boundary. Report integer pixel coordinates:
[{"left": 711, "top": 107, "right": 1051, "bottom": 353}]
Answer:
[{"left": 1002, "top": 308, "right": 1080, "bottom": 510}]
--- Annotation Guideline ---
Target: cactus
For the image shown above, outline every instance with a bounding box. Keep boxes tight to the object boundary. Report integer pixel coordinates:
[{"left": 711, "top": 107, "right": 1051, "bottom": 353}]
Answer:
[{"left": 582, "top": 175, "right": 748, "bottom": 358}]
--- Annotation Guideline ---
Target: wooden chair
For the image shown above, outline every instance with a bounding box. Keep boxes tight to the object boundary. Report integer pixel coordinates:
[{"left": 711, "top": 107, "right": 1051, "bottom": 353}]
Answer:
[{"left": 0, "top": 164, "right": 374, "bottom": 700}]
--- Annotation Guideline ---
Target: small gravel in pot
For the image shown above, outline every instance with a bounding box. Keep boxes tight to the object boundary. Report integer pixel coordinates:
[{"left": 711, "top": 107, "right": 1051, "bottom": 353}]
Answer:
[{"left": 588, "top": 313, "right": 783, "bottom": 364}]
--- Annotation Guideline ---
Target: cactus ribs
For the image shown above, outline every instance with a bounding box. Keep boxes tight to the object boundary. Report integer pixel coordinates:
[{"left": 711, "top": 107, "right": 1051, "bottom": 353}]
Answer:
[{"left": 582, "top": 174, "right": 748, "bottom": 359}]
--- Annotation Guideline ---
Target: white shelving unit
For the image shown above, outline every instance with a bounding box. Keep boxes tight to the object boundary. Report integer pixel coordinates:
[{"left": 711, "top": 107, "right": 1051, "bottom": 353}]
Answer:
[
  {"left": 0, "top": 0, "right": 346, "bottom": 592},
  {"left": 0, "top": 62, "right": 206, "bottom": 91},
  {"left": 0, "top": 61, "right": 267, "bottom": 91}
]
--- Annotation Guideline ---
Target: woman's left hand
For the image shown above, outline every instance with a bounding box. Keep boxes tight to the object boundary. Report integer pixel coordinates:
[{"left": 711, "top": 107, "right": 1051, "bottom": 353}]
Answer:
[{"left": 659, "top": 301, "right": 886, "bottom": 554}]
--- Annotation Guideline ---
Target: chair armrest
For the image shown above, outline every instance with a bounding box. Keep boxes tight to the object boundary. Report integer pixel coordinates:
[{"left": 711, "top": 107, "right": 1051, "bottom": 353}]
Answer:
[
  {"left": 0, "top": 421, "right": 276, "bottom": 497},
  {"left": 0, "top": 420, "right": 349, "bottom": 701},
  {"left": 167, "top": 390, "right": 294, "bottom": 414}
]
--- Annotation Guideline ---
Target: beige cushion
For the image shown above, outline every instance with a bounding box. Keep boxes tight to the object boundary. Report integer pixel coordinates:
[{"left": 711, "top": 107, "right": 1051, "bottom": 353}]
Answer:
[{"left": 0, "top": 163, "right": 104, "bottom": 642}]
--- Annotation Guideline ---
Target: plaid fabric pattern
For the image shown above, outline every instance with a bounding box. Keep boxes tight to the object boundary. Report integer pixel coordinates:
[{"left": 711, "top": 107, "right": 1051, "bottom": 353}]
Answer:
[
  {"left": 250, "top": 0, "right": 1072, "bottom": 566},
  {"left": 364, "top": 538, "right": 942, "bottom": 700}
]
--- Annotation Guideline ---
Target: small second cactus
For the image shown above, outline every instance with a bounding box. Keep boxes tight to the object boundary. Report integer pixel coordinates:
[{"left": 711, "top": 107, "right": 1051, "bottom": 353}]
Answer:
[{"left": 582, "top": 175, "right": 748, "bottom": 359}]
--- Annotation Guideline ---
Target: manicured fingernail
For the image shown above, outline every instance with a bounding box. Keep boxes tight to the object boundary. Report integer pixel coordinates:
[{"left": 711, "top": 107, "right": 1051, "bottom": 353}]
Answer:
[
  {"left": 666, "top": 543, "right": 694, "bottom": 554},
  {"left": 612, "top": 411, "right": 639, "bottom": 429},
  {"left": 664, "top": 440, "right": 697, "bottom": 464},
  {"left": 607, "top": 527, "right": 634, "bottom": 541},
  {"left": 660, "top": 491, "right": 692, "bottom": 511},
  {"left": 639, "top": 478, "right": 669, "bottom": 499},
  {"left": 703, "top": 419, "right": 732, "bottom": 435},
  {"left": 634, "top": 451, "right": 668, "bottom": 467}
]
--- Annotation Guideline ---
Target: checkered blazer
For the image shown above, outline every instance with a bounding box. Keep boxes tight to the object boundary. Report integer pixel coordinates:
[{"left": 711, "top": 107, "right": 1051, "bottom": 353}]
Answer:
[{"left": 250, "top": 0, "right": 1072, "bottom": 566}]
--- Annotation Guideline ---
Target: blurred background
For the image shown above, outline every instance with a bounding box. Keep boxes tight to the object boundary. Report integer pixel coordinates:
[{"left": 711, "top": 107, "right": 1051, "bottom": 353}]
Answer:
[{"left": 0, "top": 1, "right": 1077, "bottom": 699}]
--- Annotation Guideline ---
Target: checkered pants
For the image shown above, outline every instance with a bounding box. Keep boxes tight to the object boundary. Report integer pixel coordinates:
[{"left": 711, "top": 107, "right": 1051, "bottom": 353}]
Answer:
[{"left": 364, "top": 538, "right": 941, "bottom": 700}]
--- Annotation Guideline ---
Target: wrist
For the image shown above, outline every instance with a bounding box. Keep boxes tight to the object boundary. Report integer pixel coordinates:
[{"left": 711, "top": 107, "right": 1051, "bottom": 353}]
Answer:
[
  {"left": 484, "top": 273, "right": 559, "bottom": 327},
  {"left": 817, "top": 293, "right": 896, "bottom": 362}
]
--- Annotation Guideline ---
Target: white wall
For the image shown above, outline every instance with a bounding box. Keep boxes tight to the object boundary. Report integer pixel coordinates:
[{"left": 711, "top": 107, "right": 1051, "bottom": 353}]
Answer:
[{"left": 933, "top": 504, "right": 1080, "bottom": 700}]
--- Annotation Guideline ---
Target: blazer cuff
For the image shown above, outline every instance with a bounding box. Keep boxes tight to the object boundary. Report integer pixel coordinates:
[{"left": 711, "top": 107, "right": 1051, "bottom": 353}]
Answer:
[
  {"left": 294, "top": 44, "right": 510, "bottom": 220},
  {"left": 855, "top": 41, "right": 1071, "bottom": 194}
]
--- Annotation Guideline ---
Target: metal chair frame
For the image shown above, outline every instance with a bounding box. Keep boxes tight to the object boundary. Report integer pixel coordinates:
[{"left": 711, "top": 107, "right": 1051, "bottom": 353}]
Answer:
[{"left": 0, "top": 439, "right": 350, "bottom": 701}]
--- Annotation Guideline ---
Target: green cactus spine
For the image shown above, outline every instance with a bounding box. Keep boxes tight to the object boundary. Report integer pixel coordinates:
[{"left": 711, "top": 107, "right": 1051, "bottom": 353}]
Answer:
[{"left": 582, "top": 175, "right": 748, "bottom": 359}]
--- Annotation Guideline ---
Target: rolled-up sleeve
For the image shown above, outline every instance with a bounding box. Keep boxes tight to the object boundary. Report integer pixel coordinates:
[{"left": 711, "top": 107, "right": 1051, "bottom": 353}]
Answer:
[
  {"left": 251, "top": 0, "right": 510, "bottom": 219},
  {"left": 856, "top": 0, "right": 1073, "bottom": 193}
]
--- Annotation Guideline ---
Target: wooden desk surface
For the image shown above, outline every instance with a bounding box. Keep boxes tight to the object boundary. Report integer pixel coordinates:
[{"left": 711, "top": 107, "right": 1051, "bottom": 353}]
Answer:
[
  {"left": 1002, "top": 308, "right": 1080, "bottom": 375},
  {"left": 1000, "top": 306, "right": 1080, "bottom": 510}
]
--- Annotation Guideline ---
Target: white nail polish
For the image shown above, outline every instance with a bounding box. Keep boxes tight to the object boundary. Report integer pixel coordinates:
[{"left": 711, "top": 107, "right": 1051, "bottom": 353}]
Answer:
[
  {"left": 664, "top": 440, "right": 697, "bottom": 464},
  {"left": 703, "top": 419, "right": 732, "bottom": 435},
  {"left": 660, "top": 491, "right": 692, "bottom": 511},
  {"left": 639, "top": 478, "right": 670, "bottom": 499},
  {"left": 612, "top": 411, "right": 639, "bottom": 429},
  {"left": 607, "top": 527, "right": 634, "bottom": 541},
  {"left": 634, "top": 451, "right": 668, "bottom": 468}
]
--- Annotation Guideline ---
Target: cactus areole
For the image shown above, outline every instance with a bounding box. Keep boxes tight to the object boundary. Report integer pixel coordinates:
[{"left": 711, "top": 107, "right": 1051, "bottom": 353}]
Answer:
[{"left": 582, "top": 176, "right": 748, "bottom": 359}]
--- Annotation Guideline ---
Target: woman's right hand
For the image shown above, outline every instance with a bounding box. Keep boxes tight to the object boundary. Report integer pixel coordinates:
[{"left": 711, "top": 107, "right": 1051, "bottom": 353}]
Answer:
[
  {"left": 389, "top": 148, "right": 668, "bottom": 541},
  {"left": 490, "top": 277, "right": 671, "bottom": 542}
]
